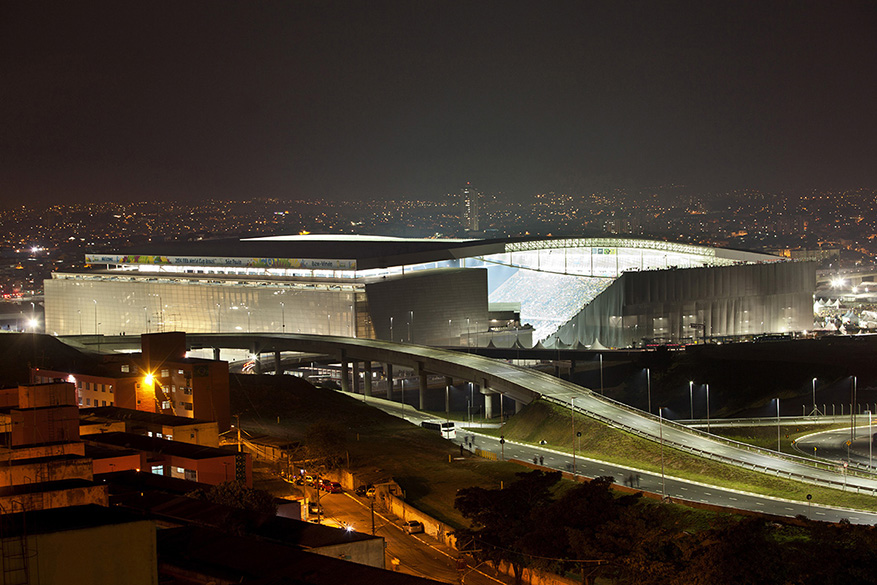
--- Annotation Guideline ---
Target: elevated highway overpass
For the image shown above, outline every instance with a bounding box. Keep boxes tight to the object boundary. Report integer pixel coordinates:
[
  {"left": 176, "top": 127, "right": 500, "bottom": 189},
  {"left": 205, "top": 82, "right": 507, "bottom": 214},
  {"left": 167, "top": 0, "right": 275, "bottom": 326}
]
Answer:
[{"left": 67, "top": 332, "right": 877, "bottom": 497}]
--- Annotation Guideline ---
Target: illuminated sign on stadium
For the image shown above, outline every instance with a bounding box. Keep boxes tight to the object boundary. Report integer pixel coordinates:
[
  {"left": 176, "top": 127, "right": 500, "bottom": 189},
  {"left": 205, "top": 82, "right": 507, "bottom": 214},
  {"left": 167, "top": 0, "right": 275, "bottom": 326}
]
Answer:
[{"left": 85, "top": 254, "right": 357, "bottom": 270}]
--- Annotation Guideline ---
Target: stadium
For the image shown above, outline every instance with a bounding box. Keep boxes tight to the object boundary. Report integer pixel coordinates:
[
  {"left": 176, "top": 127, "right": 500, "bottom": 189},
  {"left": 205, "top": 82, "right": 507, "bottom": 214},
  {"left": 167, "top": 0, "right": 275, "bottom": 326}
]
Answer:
[{"left": 44, "top": 235, "right": 815, "bottom": 349}]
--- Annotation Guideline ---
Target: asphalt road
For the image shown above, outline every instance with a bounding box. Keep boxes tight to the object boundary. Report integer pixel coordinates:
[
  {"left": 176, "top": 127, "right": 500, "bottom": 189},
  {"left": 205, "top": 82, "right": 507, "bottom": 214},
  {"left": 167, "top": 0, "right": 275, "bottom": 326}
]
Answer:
[
  {"left": 363, "top": 393, "right": 877, "bottom": 525},
  {"left": 795, "top": 426, "right": 877, "bottom": 468},
  {"left": 309, "top": 486, "right": 514, "bottom": 585},
  {"left": 461, "top": 432, "right": 877, "bottom": 525}
]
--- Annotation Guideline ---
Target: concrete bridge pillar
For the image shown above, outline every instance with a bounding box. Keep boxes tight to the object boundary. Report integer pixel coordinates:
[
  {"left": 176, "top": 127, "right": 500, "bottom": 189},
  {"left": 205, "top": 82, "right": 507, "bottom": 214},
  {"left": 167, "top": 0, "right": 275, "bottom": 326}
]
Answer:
[
  {"left": 417, "top": 362, "right": 427, "bottom": 410},
  {"left": 274, "top": 351, "right": 282, "bottom": 375},
  {"left": 515, "top": 399, "right": 524, "bottom": 413},
  {"left": 483, "top": 392, "right": 493, "bottom": 419},
  {"left": 363, "top": 361, "right": 373, "bottom": 397},
  {"left": 386, "top": 363, "right": 394, "bottom": 400},
  {"left": 254, "top": 354, "right": 262, "bottom": 374},
  {"left": 340, "top": 350, "right": 349, "bottom": 392},
  {"left": 213, "top": 347, "right": 221, "bottom": 361}
]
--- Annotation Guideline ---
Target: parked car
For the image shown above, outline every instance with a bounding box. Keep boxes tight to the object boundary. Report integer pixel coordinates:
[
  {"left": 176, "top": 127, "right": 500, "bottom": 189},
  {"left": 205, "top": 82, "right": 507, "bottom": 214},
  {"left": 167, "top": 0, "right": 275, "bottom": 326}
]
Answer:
[
  {"left": 366, "top": 486, "right": 376, "bottom": 498},
  {"left": 320, "top": 479, "right": 342, "bottom": 493},
  {"left": 308, "top": 501, "right": 323, "bottom": 515},
  {"left": 355, "top": 485, "right": 367, "bottom": 496},
  {"left": 404, "top": 520, "right": 423, "bottom": 534}
]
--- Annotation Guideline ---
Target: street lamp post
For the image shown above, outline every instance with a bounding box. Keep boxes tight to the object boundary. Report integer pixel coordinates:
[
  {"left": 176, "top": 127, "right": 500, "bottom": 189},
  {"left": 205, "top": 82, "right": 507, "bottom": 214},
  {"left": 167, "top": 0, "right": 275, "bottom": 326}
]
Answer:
[
  {"left": 866, "top": 410, "right": 873, "bottom": 468},
  {"left": 280, "top": 301, "right": 285, "bottom": 333},
  {"left": 389, "top": 316, "right": 394, "bottom": 342},
  {"left": 216, "top": 303, "right": 221, "bottom": 332},
  {"left": 407, "top": 311, "right": 412, "bottom": 344},
  {"left": 448, "top": 319, "right": 452, "bottom": 347},
  {"left": 705, "top": 383, "right": 710, "bottom": 433},
  {"left": 852, "top": 376, "right": 857, "bottom": 442},
  {"left": 599, "top": 353, "right": 604, "bottom": 395},
  {"left": 646, "top": 368, "right": 651, "bottom": 414},
  {"left": 571, "top": 397, "right": 576, "bottom": 475},
  {"left": 689, "top": 381, "right": 694, "bottom": 419},
  {"left": 143, "top": 306, "right": 148, "bottom": 333},
  {"left": 93, "top": 299, "right": 98, "bottom": 335},
  {"left": 659, "top": 407, "right": 666, "bottom": 500},
  {"left": 776, "top": 397, "right": 781, "bottom": 452},
  {"left": 811, "top": 377, "right": 819, "bottom": 416}
]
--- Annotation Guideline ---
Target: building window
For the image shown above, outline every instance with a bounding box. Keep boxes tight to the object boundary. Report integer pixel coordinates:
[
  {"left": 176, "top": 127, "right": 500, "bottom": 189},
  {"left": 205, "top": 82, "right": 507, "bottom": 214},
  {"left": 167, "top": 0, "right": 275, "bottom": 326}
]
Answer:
[
  {"left": 100, "top": 384, "right": 105, "bottom": 392},
  {"left": 151, "top": 465, "right": 164, "bottom": 476},
  {"left": 184, "top": 403, "right": 193, "bottom": 411},
  {"left": 161, "top": 369, "right": 169, "bottom": 378},
  {"left": 161, "top": 401, "right": 171, "bottom": 410},
  {"left": 108, "top": 385, "right": 113, "bottom": 393},
  {"left": 178, "top": 369, "right": 184, "bottom": 375},
  {"left": 102, "top": 401, "right": 107, "bottom": 407},
  {"left": 121, "top": 364, "right": 129, "bottom": 373},
  {"left": 85, "top": 398, "right": 90, "bottom": 405},
  {"left": 77, "top": 381, "right": 82, "bottom": 389}
]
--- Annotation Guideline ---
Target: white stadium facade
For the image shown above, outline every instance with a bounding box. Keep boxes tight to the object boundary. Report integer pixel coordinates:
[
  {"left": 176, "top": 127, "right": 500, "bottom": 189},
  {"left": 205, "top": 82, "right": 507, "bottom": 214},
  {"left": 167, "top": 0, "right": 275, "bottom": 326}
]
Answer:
[{"left": 45, "top": 234, "right": 815, "bottom": 349}]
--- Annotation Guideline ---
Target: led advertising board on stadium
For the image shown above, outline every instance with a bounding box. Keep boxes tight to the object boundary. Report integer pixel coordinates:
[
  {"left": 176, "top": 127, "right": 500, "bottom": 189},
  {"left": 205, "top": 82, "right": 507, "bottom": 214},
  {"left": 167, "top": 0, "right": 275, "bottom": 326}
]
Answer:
[{"left": 85, "top": 254, "right": 357, "bottom": 270}]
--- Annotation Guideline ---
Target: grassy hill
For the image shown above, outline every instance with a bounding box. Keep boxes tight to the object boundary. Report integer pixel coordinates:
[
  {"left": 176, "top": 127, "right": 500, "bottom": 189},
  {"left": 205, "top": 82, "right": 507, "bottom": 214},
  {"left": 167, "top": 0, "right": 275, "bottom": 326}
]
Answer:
[
  {"left": 231, "top": 374, "right": 525, "bottom": 526},
  {"left": 496, "top": 399, "right": 877, "bottom": 512}
]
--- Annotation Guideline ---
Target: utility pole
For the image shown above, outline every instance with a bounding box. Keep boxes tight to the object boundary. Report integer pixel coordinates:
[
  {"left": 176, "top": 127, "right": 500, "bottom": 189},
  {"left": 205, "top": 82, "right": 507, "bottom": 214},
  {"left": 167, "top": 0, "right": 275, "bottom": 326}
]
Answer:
[{"left": 235, "top": 414, "right": 241, "bottom": 453}]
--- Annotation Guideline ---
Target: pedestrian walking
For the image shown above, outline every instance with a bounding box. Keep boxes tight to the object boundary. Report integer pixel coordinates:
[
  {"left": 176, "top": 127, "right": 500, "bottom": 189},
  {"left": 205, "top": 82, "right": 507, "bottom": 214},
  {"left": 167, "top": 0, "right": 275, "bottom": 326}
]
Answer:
[{"left": 539, "top": 455, "right": 544, "bottom": 465}]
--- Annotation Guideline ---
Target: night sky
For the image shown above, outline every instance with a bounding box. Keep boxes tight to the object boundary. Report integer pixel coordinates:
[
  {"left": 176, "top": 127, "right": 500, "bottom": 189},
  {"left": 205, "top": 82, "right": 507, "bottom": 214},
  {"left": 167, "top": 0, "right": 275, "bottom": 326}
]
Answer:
[{"left": 2, "top": 1, "right": 876, "bottom": 205}]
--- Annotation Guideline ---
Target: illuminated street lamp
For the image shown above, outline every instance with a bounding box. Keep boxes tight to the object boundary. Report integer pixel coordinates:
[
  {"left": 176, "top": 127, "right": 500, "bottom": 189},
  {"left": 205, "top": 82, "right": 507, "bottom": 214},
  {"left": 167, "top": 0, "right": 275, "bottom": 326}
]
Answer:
[
  {"left": 659, "top": 407, "right": 666, "bottom": 500},
  {"left": 689, "top": 380, "right": 694, "bottom": 419},
  {"left": 868, "top": 410, "right": 873, "bottom": 468},
  {"left": 571, "top": 397, "right": 576, "bottom": 474},
  {"left": 646, "top": 368, "right": 651, "bottom": 414},
  {"left": 776, "top": 397, "right": 781, "bottom": 452},
  {"left": 599, "top": 353, "right": 604, "bottom": 395},
  {"left": 851, "top": 376, "right": 857, "bottom": 441},
  {"left": 811, "top": 377, "right": 820, "bottom": 416}
]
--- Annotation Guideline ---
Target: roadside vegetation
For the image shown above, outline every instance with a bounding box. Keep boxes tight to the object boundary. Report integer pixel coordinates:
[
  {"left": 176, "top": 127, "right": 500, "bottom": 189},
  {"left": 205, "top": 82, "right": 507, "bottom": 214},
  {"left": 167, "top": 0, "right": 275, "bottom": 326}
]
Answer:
[
  {"left": 457, "top": 470, "right": 877, "bottom": 585},
  {"left": 483, "top": 400, "right": 877, "bottom": 513},
  {"left": 709, "top": 421, "right": 854, "bottom": 454}
]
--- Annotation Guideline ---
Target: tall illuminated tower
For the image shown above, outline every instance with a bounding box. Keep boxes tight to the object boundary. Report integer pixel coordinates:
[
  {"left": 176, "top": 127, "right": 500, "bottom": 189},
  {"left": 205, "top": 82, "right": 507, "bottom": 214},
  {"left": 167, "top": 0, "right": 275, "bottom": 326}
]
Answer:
[{"left": 462, "top": 183, "right": 480, "bottom": 232}]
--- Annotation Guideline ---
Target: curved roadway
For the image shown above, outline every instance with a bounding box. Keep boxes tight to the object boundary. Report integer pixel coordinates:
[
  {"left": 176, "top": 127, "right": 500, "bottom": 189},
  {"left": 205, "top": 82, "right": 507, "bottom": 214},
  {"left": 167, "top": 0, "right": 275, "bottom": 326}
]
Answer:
[{"left": 70, "top": 332, "right": 877, "bottom": 496}]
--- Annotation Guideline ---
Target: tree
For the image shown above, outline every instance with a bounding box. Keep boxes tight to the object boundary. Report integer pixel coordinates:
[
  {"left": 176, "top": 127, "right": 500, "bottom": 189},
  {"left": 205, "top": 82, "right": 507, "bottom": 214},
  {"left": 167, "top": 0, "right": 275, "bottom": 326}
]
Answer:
[
  {"left": 455, "top": 470, "right": 562, "bottom": 584},
  {"left": 305, "top": 419, "right": 347, "bottom": 470},
  {"left": 187, "top": 481, "right": 277, "bottom": 535}
]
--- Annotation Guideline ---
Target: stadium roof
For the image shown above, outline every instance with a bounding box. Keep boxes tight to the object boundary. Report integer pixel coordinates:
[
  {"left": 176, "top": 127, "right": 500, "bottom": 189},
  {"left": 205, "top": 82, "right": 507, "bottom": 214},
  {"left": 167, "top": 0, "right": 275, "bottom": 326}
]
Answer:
[{"left": 90, "top": 234, "right": 778, "bottom": 272}]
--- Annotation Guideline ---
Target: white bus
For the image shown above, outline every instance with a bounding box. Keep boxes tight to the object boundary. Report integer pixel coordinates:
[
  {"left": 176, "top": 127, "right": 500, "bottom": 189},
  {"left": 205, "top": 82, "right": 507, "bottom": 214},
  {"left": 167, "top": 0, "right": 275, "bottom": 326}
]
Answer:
[{"left": 421, "top": 420, "right": 456, "bottom": 439}]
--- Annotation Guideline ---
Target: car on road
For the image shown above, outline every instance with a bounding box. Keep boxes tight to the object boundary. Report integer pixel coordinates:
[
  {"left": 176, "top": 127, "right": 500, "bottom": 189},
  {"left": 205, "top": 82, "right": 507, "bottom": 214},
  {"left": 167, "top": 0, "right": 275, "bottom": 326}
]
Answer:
[
  {"left": 308, "top": 501, "right": 323, "bottom": 515},
  {"left": 404, "top": 520, "right": 423, "bottom": 534},
  {"left": 355, "top": 484, "right": 375, "bottom": 497},
  {"left": 320, "top": 480, "right": 343, "bottom": 493}
]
